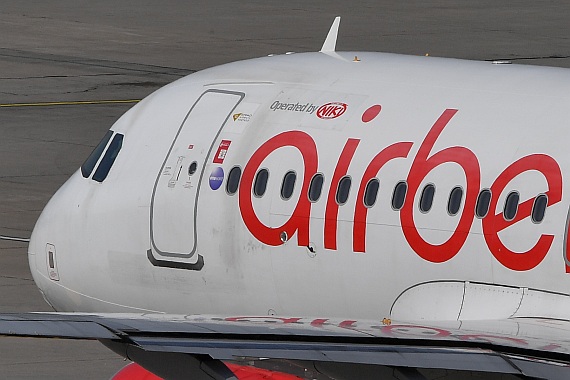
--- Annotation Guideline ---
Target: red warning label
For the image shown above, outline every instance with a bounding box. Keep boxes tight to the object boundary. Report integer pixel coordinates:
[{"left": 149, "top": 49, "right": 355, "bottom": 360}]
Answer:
[{"left": 213, "top": 140, "right": 232, "bottom": 164}]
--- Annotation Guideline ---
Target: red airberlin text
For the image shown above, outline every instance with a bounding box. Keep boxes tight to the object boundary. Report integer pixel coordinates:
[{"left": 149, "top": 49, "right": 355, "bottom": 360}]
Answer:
[{"left": 238, "top": 109, "right": 563, "bottom": 271}]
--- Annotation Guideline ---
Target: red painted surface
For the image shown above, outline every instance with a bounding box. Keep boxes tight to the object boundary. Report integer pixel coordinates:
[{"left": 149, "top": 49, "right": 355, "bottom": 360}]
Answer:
[
  {"left": 112, "top": 362, "right": 303, "bottom": 380},
  {"left": 111, "top": 362, "right": 162, "bottom": 380},
  {"left": 361, "top": 104, "right": 382, "bottom": 123},
  {"left": 225, "top": 363, "right": 304, "bottom": 380},
  {"left": 213, "top": 139, "right": 232, "bottom": 164}
]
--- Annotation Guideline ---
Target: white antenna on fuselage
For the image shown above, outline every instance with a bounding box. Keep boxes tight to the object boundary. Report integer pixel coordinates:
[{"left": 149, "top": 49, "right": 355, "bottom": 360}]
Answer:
[{"left": 320, "top": 17, "right": 341, "bottom": 53}]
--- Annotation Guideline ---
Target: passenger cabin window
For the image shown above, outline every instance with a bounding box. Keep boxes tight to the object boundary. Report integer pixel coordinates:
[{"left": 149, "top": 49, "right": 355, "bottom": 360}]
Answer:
[
  {"left": 92, "top": 133, "right": 124, "bottom": 183},
  {"left": 81, "top": 130, "right": 113, "bottom": 178},
  {"left": 226, "top": 166, "right": 241, "bottom": 195},
  {"left": 503, "top": 191, "right": 520, "bottom": 221},
  {"left": 392, "top": 181, "right": 407, "bottom": 210},
  {"left": 253, "top": 168, "right": 269, "bottom": 197},
  {"left": 363, "top": 178, "right": 379, "bottom": 208},
  {"left": 281, "top": 171, "right": 297, "bottom": 200},
  {"left": 308, "top": 173, "right": 324, "bottom": 202},
  {"left": 475, "top": 189, "right": 492, "bottom": 218},
  {"left": 532, "top": 194, "right": 548, "bottom": 223},
  {"left": 447, "top": 186, "right": 463, "bottom": 216},
  {"left": 336, "top": 176, "right": 351, "bottom": 205},
  {"left": 419, "top": 184, "right": 435, "bottom": 213}
]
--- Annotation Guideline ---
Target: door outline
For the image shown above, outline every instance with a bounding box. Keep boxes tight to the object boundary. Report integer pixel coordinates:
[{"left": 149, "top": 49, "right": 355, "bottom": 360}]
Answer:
[{"left": 147, "top": 89, "right": 245, "bottom": 270}]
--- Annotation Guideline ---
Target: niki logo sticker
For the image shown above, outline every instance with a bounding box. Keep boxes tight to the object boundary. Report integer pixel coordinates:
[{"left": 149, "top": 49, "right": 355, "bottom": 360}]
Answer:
[{"left": 316, "top": 102, "right": 347, "bottom": 119}]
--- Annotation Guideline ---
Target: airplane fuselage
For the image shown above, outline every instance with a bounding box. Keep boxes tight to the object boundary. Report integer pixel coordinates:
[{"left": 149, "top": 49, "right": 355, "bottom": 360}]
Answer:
[{"left": 28, "top": 51, "right": 570, "bottom": 321}]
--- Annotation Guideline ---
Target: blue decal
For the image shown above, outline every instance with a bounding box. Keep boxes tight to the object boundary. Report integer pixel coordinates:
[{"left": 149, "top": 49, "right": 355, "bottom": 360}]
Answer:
[{"left": 209, "top": 167, "right": 224, "bottom": 190}]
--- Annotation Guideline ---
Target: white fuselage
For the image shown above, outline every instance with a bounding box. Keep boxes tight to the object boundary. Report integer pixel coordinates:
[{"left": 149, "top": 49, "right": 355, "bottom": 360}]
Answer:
[{"left": 27, "top": 52, "right": 570, "bottom": 321}]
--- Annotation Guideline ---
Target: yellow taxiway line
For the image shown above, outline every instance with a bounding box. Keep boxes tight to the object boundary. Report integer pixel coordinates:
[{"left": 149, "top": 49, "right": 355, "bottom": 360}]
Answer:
[{"left": 0, "top": 99, "right": 141, "bottom": 107}]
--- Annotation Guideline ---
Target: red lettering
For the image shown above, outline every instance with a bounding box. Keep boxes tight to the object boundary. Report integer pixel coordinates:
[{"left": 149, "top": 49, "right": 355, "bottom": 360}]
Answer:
[
  {"left": 353, "top": 142, "right": 413, "bottom": 252},
  {"left": 324, "top": 139, "right": 360, "bottom": 250},
  {"left": 237, "top": 108, "right": 563, "bottom": 272},
  {"left": 401, "top": 109, "right": 481, "bottom": 263},
  {"left": 225, "top": 316, "right": 302, "bottom": 324},
  {"left": 338, "top": 320, "right": 357, "bottom": 328},
  {"left": 381, "top": 324, "right": 451, "bottom": 338},
  {"left": 239, "top": 131, "right": 318, "bottom": 246},
  {"left": 316, "top": 102, "right": 347, "bottom": 119},
  {"left": 482, "top": 154, "right": 562, "bottom": 271},
  {"left": 310, "top": 318, "right": 329, "bottom": 327}
]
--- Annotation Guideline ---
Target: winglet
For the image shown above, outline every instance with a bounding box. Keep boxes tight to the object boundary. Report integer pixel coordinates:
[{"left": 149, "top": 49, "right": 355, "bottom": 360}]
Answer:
[{"left": 320, "top": 17, "right": 341, "bottom": 53}]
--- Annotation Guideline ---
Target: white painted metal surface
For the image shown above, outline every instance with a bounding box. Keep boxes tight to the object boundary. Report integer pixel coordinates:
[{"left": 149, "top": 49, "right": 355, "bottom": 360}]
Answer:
[
  {"left": 25, "top": 50, "right": 570, "bottom": 330},
  {"left": 150, "top": 90, "right": 243, "bottom": 259}
]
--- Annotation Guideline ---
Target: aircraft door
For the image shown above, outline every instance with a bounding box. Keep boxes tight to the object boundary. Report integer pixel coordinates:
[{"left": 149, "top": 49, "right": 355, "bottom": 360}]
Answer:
[{"left": 148, "top": 90, "right": 244, "bottom": 270}]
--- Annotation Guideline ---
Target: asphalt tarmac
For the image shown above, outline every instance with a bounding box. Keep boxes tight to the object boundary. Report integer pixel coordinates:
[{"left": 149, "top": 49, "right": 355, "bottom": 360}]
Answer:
[{"left": 1, "top": 1, "right": 570, "bottom": 378}]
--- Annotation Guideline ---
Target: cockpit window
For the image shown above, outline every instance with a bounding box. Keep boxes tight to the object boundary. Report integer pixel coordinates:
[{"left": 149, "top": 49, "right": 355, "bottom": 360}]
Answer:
[
  {"left": 92, "top": 133, "right": 124, "bottom": 182},
  {"left": 81, "top": 130, "right": 113, "bottom": 178}
]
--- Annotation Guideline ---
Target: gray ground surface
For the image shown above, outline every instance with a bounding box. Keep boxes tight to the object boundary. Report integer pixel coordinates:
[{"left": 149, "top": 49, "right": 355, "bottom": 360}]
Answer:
[{"left": 1, "top": 1, "right": 570, "bottom": 378}]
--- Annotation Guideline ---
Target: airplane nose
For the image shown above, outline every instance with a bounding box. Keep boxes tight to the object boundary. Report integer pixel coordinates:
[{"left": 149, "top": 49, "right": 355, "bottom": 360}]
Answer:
[
  {"left": 28, "top": 192, "right": 61, "bottom": 310},
  {"left": 27, "top": 176, "right": 81, "bottom": 311}
]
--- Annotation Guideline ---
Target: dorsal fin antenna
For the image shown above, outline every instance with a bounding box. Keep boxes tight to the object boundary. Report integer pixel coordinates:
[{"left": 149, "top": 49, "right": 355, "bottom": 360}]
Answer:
[{"left": 320, "top": 17, "right": 341, "bottom": 53}]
